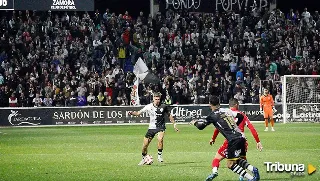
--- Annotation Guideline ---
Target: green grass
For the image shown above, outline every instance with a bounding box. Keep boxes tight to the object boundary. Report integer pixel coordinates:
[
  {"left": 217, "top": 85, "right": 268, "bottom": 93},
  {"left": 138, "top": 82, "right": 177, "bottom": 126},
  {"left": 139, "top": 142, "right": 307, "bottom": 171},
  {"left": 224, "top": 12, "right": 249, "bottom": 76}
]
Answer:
[{"left": 0, "top": 123, "right": 319, "bottom": 181}]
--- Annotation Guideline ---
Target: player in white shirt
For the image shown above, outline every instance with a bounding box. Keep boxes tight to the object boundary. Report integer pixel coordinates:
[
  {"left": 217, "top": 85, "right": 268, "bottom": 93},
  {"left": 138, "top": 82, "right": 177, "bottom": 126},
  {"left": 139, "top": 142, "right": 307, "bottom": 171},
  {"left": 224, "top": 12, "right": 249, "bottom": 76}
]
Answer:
[{"left": 129, "top": 92, "right": 179, "bottom": 165}]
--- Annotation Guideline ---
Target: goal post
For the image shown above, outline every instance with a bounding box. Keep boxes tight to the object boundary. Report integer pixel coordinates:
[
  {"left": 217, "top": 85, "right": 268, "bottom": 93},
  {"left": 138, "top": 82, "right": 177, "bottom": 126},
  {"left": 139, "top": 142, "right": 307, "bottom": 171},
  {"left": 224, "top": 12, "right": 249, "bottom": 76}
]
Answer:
[{"left": 283, "top": 75, "right": 320, "bottom": 123}]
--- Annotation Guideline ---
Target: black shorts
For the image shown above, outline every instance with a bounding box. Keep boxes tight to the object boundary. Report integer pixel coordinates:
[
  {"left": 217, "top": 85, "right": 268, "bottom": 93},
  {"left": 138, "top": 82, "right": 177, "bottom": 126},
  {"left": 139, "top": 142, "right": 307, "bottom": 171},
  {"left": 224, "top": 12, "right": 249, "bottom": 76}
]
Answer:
[
  {"left": 145, "top": 127, "right": 166, "bottom": 139},
  {"left": 226, "top": 137, "right": 246, "bottom": 160}
]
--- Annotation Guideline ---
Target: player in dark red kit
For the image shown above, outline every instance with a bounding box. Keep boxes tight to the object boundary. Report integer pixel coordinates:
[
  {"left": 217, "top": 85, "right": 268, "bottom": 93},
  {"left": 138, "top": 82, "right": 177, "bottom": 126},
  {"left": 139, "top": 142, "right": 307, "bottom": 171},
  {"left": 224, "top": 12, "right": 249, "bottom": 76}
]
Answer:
[
  {"left": 209, "top": 98, "right": 262, "bottom": 181},
  {"left": 190, "top": 96, "right": 260, "bottom": 181}
]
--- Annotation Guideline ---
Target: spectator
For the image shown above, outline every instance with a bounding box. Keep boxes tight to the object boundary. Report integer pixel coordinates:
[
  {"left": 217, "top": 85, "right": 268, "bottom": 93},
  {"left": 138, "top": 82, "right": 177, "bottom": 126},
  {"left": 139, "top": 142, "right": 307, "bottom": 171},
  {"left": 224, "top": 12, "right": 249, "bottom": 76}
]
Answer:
[
  {"left": 9, "top": 93, "right": 18, "bottom": 107},
  {"left": 33, "top": 93, "right": 43, "bottom": 107},
  {"left": 236, "top": 68, "right": 244, "bottom": 81},
  {"left": 97, "top": 92, "right": 106, "bottom": 106},
  {"left": 234, "top": 91, "right": 245, "bottom": 104},
  {"left": 77, "top": 92, "right": 87, "bottom": 106},
  {"left": 275, "top": 91, "right": 282, "bottom": 104},
  {"left": 67, "top": 91, "right": 77, "bottom": 106},
  {"left": 43, "top": 94, "right": 53, "bottom": 107},
  {"left": 87, "top": 92, "right": 96, "bottom": 106}
]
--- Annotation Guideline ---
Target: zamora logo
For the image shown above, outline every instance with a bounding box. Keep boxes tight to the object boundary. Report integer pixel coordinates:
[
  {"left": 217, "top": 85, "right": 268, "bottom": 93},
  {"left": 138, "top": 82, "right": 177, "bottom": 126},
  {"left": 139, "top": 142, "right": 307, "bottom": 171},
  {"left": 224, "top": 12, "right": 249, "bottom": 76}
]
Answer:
[{"left": 51, "top": 0, "right": 76, "bottom": 10}]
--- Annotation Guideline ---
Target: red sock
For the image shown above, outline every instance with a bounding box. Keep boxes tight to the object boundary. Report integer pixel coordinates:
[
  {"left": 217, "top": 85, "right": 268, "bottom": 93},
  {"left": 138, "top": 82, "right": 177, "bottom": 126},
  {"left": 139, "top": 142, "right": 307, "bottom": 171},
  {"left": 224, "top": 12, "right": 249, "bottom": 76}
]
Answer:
[{"left": 212, "top": 158, "right": 220, "bottom": 168}]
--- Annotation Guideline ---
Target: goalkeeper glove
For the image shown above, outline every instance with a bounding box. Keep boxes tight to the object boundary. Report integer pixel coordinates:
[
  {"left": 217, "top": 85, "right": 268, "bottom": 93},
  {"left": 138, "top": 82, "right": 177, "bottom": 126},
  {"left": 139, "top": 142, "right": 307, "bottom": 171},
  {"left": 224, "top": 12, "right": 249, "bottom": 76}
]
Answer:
[
  {"left": 259, "top": 108, "right": 263, "bottom": 115},
  {"left": 273, "top": 107, "right": 277, "bottom": 113}
]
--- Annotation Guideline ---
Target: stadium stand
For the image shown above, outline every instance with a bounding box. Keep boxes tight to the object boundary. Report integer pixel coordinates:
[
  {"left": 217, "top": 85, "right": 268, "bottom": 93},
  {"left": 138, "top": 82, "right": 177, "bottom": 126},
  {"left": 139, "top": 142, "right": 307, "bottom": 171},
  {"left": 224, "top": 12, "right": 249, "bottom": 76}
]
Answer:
[{"left": 0, "top": 8, "right": 319, "bottom": 107}]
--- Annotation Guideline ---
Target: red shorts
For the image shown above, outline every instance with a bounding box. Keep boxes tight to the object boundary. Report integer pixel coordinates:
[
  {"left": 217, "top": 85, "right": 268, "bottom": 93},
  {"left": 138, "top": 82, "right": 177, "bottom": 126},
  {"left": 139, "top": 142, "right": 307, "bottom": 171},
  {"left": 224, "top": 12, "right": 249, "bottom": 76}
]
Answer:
[{"left": 217, "top": 139, "right": 248, "bottom": 158}]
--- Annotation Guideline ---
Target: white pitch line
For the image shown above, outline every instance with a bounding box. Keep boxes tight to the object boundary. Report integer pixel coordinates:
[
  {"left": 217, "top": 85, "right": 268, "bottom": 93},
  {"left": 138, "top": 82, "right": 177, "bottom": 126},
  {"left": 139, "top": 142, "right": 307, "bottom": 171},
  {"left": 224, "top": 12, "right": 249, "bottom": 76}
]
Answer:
[
  {"left": 2, "top": 149, "right": 320, "bottom": 156},
  {"left": 1, "top": 152, "right": 214, "bottom": 156},
  {"left": 0, "top": 122, "right": 270, "bottom": 128}
]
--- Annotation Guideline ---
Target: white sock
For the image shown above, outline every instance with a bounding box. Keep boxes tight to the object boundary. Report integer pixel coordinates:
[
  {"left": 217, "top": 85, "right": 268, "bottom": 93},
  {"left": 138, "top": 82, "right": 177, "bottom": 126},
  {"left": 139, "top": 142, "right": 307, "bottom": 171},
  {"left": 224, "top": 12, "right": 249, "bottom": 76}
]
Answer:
[
  {"left": 212, "top": 167, "right": 218, "bottom": 174},
  {"left": 247, "top": 165, "right": 254, "bottom": 172},
  {"left": 244, "top": 173, "right": 254, "bottom": 180}
]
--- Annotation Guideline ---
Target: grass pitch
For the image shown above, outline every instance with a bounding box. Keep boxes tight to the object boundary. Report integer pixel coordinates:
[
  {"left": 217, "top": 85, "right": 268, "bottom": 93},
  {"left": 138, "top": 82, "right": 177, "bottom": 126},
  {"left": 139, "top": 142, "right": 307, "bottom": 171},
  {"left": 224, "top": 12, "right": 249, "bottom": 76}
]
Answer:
[{"left": 0, "top": 123, "right": 319, "bottom": 181}]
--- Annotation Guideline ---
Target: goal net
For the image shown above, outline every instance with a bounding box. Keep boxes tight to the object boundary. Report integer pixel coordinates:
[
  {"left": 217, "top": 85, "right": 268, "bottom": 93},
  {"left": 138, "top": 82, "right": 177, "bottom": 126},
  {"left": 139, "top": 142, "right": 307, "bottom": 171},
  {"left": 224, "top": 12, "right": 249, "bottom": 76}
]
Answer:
[{"left": 283, "top": 75, "right": 320, "bottom": 123}]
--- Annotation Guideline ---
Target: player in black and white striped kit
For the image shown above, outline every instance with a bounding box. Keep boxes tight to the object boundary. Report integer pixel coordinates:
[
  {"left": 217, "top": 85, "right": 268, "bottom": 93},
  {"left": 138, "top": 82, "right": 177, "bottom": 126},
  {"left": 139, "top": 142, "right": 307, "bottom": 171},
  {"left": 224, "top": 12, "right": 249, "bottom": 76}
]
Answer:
[{"left": 129, "top": 92, "right": 179, "bottom": 165}]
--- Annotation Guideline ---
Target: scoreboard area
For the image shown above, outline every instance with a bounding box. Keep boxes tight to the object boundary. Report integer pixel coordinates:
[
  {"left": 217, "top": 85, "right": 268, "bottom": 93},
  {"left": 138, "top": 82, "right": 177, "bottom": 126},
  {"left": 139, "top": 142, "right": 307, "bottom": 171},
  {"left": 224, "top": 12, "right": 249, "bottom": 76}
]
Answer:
[
  {"left": 0, "top": 0, "right": 94, "bottom": 11},
  {"left": 0, "top": 0, "right": 14, "bottom": 10}
]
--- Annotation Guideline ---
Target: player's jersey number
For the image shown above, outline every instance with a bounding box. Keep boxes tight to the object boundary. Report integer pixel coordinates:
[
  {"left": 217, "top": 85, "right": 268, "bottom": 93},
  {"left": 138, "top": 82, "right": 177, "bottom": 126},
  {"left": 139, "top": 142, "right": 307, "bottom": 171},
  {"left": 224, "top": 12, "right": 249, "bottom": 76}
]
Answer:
[{"left": 221, "top": 113, "right": 236, "bottom": 129}]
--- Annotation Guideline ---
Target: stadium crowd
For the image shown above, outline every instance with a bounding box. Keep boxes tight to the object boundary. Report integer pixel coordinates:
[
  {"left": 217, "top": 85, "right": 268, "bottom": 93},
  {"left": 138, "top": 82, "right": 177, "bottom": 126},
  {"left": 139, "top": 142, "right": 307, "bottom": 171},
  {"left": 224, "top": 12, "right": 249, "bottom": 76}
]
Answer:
[{"left": 0, "top": 7, "right": 319, "bottom": 107}]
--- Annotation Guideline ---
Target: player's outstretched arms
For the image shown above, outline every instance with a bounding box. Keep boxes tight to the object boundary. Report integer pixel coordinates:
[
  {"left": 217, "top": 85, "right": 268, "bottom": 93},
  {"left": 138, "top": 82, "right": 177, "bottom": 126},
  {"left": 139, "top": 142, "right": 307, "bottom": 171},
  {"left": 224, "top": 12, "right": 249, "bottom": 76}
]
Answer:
[
  {"left": 129, "top": 105, "right": 149, "bottom": 116},
  {"left": 190, "top": 119, "right": 209, "bottom": 130},
  {"left": 129, "top": 111, "right": 141, "bottom": 116}
]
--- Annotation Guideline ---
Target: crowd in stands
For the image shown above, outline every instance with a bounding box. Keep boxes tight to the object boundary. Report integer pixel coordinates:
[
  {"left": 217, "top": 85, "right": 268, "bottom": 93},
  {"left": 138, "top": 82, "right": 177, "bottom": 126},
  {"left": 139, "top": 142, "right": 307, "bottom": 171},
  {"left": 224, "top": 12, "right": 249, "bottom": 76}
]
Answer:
[{"left": 0, "top": 6, "right": 319, "bottom": 107}]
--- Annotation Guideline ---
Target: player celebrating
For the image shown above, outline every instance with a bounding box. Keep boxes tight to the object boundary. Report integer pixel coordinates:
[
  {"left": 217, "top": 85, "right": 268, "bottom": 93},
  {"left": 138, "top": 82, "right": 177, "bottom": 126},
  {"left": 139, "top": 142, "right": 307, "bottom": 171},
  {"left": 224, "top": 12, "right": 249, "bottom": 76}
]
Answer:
[
  {"left": 190, "top": 96, "right": 260, "bottom": 181},
  {"left": 209, "top": 98, "right": 262, "bottom": 180},
  {"left": 260, "top": 88, "right": 277, "bottom": 131},
  {"left": 129, "top": 92, "right": 179, "bottom": 165}
]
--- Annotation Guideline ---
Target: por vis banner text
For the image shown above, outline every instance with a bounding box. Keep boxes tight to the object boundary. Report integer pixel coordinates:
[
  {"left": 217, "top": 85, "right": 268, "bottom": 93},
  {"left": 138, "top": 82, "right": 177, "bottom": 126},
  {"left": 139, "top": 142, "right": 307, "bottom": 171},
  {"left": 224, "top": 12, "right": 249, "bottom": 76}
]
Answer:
[
  {"left": 160, "top": 0, "right": 270, "bottom": 13},
  {"left": 0, "top": 104, "right": 285, "bottom": 126}
]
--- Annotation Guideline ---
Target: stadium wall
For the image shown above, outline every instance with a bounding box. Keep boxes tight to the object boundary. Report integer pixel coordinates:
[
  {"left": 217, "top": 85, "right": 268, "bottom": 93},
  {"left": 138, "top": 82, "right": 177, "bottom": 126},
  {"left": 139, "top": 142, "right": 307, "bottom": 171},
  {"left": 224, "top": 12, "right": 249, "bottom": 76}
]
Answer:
[{"left": 0, "top": 104, "right": 284, "bottom": 126}]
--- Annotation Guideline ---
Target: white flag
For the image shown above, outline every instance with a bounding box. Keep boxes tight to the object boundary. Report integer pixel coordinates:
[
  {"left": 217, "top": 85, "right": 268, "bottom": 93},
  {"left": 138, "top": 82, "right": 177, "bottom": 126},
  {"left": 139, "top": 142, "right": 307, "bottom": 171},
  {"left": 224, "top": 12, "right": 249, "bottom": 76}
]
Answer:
[{"left": 133, "top": 58, "right": 148, "bottom": 80}]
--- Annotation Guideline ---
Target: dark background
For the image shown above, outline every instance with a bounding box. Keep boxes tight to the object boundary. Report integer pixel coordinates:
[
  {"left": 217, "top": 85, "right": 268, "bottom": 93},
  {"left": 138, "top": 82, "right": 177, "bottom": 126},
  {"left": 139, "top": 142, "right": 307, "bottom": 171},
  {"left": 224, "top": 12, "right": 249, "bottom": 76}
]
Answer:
[
  {"left": 15, "top": 0, "right": 95, "bottom": 11},
  {"left": 95, "top": 0, "right": 320, "bottom": 17},
  {"left": 1, "top": 0, "right": 320, "bottom": 16},
  {"left": 96, "top": 0, "right": 320, "bottom": 16},
  {"left": 277, "top": 0, "right": 320, "bottom": 13},
  {"left": 95, "top": 0, "right": 150, "bottom": 17}
]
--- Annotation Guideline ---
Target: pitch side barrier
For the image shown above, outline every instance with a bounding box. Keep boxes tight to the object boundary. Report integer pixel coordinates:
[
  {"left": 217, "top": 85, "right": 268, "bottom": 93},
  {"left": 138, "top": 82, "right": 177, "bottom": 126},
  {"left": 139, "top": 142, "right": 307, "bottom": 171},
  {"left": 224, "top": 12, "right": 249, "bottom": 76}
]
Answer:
[{"left": 0, "top": 104, "right": 284, "bottom": 127}]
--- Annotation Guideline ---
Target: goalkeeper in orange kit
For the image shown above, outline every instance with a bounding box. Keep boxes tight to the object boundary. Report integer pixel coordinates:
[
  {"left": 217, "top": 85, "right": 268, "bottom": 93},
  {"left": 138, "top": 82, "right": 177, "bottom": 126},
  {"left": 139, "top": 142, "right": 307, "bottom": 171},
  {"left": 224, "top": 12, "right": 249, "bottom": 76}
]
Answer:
[{"left": 260, "top": 88, "right": 277, "bottom": 131}]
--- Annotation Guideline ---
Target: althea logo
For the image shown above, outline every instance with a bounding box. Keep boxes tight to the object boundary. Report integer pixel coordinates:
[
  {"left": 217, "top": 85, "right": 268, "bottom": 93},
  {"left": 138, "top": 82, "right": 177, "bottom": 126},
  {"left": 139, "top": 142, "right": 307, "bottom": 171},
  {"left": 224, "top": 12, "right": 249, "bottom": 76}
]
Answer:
[
  {"left": 51, "top": 0, "right": 76, "bottom": 10},
  {"left": 264, "top": 162, "right": 305, "bottom": 176}
]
